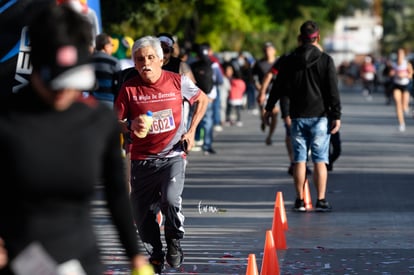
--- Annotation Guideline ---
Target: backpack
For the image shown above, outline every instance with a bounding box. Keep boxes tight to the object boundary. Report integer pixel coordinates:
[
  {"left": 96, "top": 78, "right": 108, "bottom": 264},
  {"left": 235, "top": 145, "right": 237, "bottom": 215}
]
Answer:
[{"left": 191, "top": 59, "right": 213, "bottom": 94}]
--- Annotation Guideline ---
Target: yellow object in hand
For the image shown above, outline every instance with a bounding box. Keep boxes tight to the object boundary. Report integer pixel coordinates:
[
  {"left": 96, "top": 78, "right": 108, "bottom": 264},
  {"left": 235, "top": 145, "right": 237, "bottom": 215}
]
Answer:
[{"left": 131, "top": 264, "right": 155, "bottom": 275}]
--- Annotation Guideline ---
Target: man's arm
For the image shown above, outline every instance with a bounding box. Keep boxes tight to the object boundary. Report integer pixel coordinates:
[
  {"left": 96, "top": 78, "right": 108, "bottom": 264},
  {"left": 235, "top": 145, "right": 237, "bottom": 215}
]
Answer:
[
  {"left": 263, "top": 69, "right": 285, "bottom": 125},
  {"left": 179, "top": 61, "right": 196, "bottom": 83},
  {"left": 257, "top": 71, "right": 274, "bottom": 106}
]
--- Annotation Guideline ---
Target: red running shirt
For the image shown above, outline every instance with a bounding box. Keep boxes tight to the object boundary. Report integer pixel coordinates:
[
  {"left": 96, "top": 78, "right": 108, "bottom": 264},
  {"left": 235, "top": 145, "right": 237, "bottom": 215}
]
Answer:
[{"left": 115, "top": 70, "right": 201, "bottom": 160}]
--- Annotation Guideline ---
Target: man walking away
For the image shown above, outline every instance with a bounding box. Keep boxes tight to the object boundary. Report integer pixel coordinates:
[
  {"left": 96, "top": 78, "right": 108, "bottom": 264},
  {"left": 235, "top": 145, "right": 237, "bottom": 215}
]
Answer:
[{"left": 264, "top": 20, "right": 341, "bottom": 212}]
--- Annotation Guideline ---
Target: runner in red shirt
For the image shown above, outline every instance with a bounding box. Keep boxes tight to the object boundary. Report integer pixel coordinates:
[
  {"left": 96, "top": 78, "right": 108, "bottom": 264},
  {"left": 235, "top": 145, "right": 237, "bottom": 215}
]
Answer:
[{"left": 114, "top": 35, "right": 208, "bottom": 274}]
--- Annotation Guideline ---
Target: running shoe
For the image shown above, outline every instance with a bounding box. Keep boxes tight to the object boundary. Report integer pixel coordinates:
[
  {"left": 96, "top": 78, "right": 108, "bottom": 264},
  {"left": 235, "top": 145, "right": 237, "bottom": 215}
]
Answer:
[
  {"left": 260, "top": 121, "right": 266, "bottom": 132},
  {"left": 292, "top": 198, "right": 306, "bottom": 212},
  {"left": 203, "top": 148, "right": 217, "bottom": 155},
  {"left": 166, "top": 239, "right": 183, "bottom": 268},
  {"left": 149, "top": 251, "right": 165, "bottom": 274},
  {"left": 315, "top": 199, "right": 332, "bottom": 212}
]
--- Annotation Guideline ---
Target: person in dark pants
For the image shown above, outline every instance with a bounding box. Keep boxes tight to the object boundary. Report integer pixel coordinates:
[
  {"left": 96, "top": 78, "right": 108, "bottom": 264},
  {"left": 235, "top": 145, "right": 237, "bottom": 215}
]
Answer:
[
  {"left": 115, "top": 36, "right": 209, "bottom": 273},
  {"left": 327, "top": 131, "right": 341, "bottom": 171}
]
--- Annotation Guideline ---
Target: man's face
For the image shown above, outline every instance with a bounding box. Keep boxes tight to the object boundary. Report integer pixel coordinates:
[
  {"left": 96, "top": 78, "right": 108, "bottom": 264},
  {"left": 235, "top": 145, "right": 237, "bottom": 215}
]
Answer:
[
  {"left": 265, "top": 46, "right": 276, "bottom": 58},
  {"left": 133, "top": 46, "right": 163, "bottom": 83},
  {"left": 161, "top": 42, "right": 172, "bottom": 63}
]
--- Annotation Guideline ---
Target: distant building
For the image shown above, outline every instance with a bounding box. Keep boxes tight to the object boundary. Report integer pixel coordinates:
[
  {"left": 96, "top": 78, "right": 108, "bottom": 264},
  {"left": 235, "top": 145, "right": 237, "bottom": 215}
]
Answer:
[{"left": 324, "top": 10, "right": 383, "bottom": 67}]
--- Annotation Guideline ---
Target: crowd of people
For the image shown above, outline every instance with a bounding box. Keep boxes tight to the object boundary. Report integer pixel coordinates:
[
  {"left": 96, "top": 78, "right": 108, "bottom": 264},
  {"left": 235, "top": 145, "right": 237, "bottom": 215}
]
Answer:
[
  {"left": 0, "top": 1, "right": 345, "bottom": 272},
  {"left": 338, "top": 48, "right": 414, "bottom": 132}
]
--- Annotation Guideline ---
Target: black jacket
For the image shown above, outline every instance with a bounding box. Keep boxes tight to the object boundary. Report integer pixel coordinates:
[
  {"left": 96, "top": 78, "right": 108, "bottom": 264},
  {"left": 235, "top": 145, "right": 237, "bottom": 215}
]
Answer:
[
  {"left": 265, "top": 44, "right": 341, "bottom": 120},
  {"left": 0, "top": 86, "right": 144, "bottom": 274}
]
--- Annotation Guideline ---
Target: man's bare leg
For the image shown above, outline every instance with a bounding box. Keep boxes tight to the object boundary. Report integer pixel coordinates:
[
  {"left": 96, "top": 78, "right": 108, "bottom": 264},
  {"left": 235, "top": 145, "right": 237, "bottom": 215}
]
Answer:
[
  {"left": 313, "top": 162, "right": 328, "bottom": 200},
  {"left": 293, "top": 162, "right": 307, "bottom": 199}
]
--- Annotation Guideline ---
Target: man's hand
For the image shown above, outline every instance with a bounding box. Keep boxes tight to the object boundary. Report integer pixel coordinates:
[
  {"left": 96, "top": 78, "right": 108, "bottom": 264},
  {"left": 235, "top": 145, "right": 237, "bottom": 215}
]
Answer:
[
  {"left": 181, "top": 131, "right": 195, "bottom": 153},
  {"left": 263, "top": 110, "right": 273, "bottom": 126},
  {"left": 257, "top": 92, "right": 266, "bottom": 106},
  {"left": 330, "top": 119, "right": 341, "bottom": 134}
]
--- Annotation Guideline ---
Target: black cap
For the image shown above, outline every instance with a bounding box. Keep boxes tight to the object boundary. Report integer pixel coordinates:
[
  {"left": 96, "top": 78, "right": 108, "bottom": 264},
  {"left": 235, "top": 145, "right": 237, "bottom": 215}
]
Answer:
[
  {"left": 29, "top": 5, "right": 95, "bottom": 91},
  {"left": 299, "top": 20, "right": 320, "bottom": 43},
  {"left": 157, "top": 33, "right": 175, "bottom": 48}
]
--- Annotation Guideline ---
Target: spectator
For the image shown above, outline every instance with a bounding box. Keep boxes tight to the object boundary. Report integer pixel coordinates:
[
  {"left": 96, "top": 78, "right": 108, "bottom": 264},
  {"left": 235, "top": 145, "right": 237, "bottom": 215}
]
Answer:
[
  {"left": 0, "top": 5, "right": 149, "bottom": 274},
  {"left": 224, "top": 62, "right": 246, "bottom": 126},
  {"left": 90, "top": 33, "right": 122, "bottom": 109},
  {"left": 191, "top": 43, "right": 221, "bottom": 155},
  {"left": 204, "top": 44, "right": 225, "bottom": 132},
  {"left": 264, "top": 20, "right": 341, "bottom": 212},
  {"left": 157, "top": 33, "right": 195, "bottom": 83},
  {"left": 158, "top": 33, "right": 196, "bottom": 130},
  {"left": 253, "top": 42, "right": 280, "bottom": 145},
  {"left": 381, "top": 58, "right": 394, "bottom": 105},
  {"left": 360, "top": 55, "right": 376, "bottom": 99},
  {"left": 238, "top": 53, "right": 256, "bottom": 113},
  {"left": 114, "top": 36, "right": 208, "bottom": 273}
]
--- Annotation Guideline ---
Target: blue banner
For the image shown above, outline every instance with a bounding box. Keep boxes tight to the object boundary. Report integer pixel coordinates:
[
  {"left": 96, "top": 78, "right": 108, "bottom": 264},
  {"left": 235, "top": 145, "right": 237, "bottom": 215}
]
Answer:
[{"left": 0, "top": 0, "right": 102, "bottom": 95}]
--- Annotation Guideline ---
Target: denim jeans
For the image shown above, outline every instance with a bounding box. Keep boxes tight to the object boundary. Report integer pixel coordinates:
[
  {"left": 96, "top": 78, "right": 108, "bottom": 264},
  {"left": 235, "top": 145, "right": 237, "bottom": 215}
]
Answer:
[
  {"left": 245, "top": 83, "right": 256, "bottom": 110},
  {"left": 213, "top": 88, "right": 222, "bottom": 126},
  {"left": 291, "top": 117, "right": 330, "bottom": 163},
  {"left": 195, "top": 101, "right": 214, "bottom": 151}
]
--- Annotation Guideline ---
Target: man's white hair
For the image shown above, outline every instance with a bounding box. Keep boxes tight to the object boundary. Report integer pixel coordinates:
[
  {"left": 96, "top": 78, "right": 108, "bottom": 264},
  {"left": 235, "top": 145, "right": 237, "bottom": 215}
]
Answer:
[{"left": 132, "top": 36, "right": 163, "bottom": 60}]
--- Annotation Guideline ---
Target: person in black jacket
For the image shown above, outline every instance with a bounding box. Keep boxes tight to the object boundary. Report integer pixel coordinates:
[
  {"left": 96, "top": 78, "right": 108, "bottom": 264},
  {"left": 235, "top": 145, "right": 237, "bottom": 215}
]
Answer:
[
  {"left": 0, "top": 5, "right": 150, "bottom": 275},
  {"left": 264, "top": 20, "right": 341, "bottom": 212}
]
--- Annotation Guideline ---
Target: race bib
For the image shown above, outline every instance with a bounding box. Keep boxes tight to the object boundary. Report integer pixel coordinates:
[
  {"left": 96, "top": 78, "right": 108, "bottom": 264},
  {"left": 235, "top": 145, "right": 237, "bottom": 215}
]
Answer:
[{"left": 149, "top": 109, "right": 176, "bottom": 134}]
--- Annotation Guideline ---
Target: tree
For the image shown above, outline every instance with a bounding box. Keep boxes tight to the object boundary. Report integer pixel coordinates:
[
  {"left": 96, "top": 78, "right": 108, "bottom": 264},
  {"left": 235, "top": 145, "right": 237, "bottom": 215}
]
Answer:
[
  {"left": 381, "top": 0, "right": 414, "bottom": 54},
  {"left": 99, "top": 0, "right": 372, "bottom": 57}
]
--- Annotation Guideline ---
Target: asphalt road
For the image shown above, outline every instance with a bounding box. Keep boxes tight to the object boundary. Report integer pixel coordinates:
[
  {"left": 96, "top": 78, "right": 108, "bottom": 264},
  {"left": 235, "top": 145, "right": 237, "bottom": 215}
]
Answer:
[{"left": 95, "top": 83, "right": 414, "bottom": 275}]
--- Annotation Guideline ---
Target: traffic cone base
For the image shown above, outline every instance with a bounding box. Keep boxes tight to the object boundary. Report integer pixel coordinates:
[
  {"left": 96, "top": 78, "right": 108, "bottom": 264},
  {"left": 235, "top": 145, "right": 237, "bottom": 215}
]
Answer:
[
  {"left": 272, "top": 206, "right": 287, "bottom": 250},
  {"left": 303, "top": 179, "right": 313, "bottom": 210},
  {"left": 275, "top": 191, "right": 288, "bottom": 231},
  {"left": 157, "top": 211, "right": 163, "bottom": 227},
  {"left": 245, "top": 253, "right": 259, "bottom": 275},
  {"left": 260, "top": 230, "right": 280, "bottom": 275}
]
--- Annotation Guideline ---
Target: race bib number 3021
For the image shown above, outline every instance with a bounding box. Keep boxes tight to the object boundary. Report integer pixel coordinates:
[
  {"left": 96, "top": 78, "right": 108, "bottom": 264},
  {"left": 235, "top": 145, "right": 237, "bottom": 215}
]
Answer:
[{"left": 149, "top": 109, "right": 176, "bottom": 134}]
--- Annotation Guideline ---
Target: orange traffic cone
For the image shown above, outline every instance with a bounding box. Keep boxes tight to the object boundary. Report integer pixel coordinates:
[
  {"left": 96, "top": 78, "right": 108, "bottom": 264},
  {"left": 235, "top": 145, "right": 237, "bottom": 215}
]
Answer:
[
  {"left": 303, "top": 179, "right": 313, "bottom": 210},
  {"left": 271, "top": 206, "right": 287, "bottom": 250},
  {"left": 260, "top": 230, "right": 280, "bottom": 275},
  {"left": 245, "top": 254, "right": 259, "bottom": 275},
  {"left": 275, "top": 191, "right": 288, "bottom": 231},
  {"left": 157, "top": 210, "right": 163, "bottom": 227}
]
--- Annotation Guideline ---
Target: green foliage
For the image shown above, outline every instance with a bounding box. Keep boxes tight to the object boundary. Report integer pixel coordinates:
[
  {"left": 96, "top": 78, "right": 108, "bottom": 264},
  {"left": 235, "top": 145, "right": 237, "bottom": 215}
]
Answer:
[
  {"left": 99, "top": 0, "right": 396, "bottom": 58},
  {"left": 381, "top": 0, "right": 414, "bottom": 54}
]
